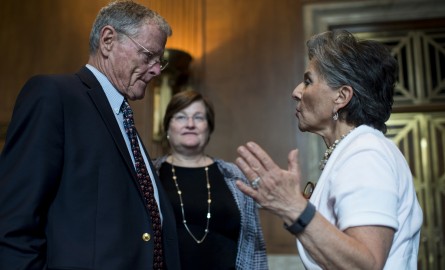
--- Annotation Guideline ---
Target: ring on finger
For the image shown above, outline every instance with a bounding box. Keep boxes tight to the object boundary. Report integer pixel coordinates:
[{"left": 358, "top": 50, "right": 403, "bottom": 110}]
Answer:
[{"left": 251, "top": 177, "right": 261, "bottom": 190}]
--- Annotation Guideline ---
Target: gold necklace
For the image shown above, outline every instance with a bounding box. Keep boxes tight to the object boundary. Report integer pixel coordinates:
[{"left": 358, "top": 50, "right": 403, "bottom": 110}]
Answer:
[
  {"left": 319, "top": 128, "right": 355, "bottom": 170},
  {"left": 171, "top": 161, "right": 211, "bottom": 244}
]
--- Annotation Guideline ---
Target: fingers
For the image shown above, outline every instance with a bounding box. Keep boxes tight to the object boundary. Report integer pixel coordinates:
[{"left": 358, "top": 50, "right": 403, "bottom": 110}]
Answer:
[
  {"left": 235, "top": 153, "right": 258, "bottom": 182},
  {"left": 236, "top": 142, "right": 277, "bottom": 179},
  {"left": 245, "top": 142, "right": 276, "bottom": 171},
  {"left": 235, "top": 180, "right": 259, "bottom": 200},
  {"left": 236, "top": 143, "right": 305, "bottom": 217}
]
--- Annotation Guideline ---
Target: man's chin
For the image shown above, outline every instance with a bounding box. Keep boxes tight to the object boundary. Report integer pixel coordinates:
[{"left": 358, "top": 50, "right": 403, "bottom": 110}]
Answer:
[{"left": 127, "top": 87, "right": 147, "bottom": 101}]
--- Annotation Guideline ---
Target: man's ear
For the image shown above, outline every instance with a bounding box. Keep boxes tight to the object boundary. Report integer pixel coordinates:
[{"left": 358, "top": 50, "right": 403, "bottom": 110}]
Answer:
[
  {"left": 99, "top": 25, "right": 117, "bottom": 56},
  {"left": 334, "top": 85, "right": 353, "bottom": 110}
]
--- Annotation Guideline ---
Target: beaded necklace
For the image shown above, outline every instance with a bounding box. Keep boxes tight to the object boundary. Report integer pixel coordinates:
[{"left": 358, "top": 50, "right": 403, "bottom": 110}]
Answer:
[
  {"left": 319, "top": 128, "right": 355, "bottom": 170},
  {"left": 171, "top": 159, "right": 211, "bottom": 244}
]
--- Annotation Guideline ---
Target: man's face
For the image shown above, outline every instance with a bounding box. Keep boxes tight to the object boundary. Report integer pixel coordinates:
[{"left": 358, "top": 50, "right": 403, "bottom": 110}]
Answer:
[{"left": 108, "top": 23, "right": 167, "bottom": 100}]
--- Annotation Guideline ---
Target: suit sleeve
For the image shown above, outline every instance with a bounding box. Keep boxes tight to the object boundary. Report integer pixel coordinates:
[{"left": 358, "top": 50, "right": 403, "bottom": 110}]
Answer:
[{"left": 0, "top": 76, "right": 64, "bottom": 269}]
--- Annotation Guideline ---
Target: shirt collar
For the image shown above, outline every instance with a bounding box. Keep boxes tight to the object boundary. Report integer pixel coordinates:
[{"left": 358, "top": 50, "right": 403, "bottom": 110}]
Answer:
[{"left": 86, "top": 64, "right": 125, "bottom": 115}]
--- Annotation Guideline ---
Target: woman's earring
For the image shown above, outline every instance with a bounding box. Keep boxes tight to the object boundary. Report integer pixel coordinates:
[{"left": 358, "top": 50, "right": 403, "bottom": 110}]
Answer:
[
  {"left": 166, "top": 134, "right": 170, "bottom": 139},
  {"left": 332, "top": 111, "right": 339, "bottom": 121}
]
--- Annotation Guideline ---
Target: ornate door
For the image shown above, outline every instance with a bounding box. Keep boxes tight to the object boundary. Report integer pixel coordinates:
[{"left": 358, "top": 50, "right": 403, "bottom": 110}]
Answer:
[
  {"left": 387, "top": 113, "right": 445, "bottom": 270},
  {"left": 363, "top": 26, "right": 445, "bottom": 270}
]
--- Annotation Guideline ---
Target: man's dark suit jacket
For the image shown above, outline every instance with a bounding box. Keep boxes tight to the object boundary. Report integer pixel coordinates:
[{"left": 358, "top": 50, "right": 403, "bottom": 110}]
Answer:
[{"left": 0, "top": 66, "right": 180, "bottom": 270}]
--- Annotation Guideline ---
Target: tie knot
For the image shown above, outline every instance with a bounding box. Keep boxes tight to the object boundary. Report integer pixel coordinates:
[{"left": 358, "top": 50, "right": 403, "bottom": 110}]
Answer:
[{"left": 121, "top": 99, "right": 133, "bottom": 117}]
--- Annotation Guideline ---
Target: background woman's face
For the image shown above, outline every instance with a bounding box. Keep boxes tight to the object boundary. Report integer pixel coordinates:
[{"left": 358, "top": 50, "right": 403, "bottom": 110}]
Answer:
[{"left": 168, "top": 101, "right": 210, "bottom": 154}]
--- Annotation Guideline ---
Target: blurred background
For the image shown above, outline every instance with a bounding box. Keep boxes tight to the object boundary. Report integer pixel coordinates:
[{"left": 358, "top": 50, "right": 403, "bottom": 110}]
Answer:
[{"left": 1, "top": 0, "right": 444, "bottom": 269}]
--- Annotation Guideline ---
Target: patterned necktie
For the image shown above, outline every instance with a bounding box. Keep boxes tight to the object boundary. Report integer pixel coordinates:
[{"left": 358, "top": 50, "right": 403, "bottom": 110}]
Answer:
[{"left": 121, "top": 99, "right": 163, "bottom": 269}]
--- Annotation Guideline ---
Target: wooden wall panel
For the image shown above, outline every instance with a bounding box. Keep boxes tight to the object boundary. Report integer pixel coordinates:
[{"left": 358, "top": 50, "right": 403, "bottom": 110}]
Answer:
[
  {"left": 0, "top": 0, "right": 110, "bottom": 149},
  {"left": 202, "top": 0, "right": 303, "bottom": 254},
  {"left": 147, "top": 0, "right": 204, "bottom": 59}
]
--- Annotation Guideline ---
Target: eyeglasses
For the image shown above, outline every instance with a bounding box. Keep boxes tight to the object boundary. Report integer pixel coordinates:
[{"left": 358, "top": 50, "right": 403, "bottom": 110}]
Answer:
[
  {"left": 121, "top": 32, "right": 169, "bottom": 71},
  {"left": 172, "top": 114, "right": 207, "bottom": 124},
  {"left": 303, "top": 181, "right": 316, "bottom": 200}
]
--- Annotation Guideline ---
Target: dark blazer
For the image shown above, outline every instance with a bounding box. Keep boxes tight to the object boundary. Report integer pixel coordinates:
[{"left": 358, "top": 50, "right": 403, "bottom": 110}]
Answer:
[{"left": 0, "top": 66, "right": 180, "bottom": 270}]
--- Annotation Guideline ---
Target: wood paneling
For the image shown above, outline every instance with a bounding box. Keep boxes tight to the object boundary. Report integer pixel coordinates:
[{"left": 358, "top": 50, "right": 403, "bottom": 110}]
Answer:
[
  {"left": 0, "top": 1, "right": 108, "bottom": 123},
  {"left": 201, "top": 1, "right": 303, "bottom": 254}
]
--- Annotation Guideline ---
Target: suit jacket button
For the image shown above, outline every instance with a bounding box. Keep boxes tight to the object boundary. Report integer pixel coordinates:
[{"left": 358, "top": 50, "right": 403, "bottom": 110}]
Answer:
[{"left": 142, "top": 233, "right": 151, "bottom": 241}]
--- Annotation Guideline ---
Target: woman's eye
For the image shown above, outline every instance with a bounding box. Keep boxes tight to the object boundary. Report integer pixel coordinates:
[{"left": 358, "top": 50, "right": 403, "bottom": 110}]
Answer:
[
  {"left": 194, "top": 116, "right": 205, "bottom": 122},
  {"left": 175, "top": 115, "right": 187, "bottom": 121}
]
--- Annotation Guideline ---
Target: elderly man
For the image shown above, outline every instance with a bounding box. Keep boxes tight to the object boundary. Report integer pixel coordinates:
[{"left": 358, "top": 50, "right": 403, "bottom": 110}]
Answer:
[{"left": 0, "top": 1, "right": 180, "bottom": 269}]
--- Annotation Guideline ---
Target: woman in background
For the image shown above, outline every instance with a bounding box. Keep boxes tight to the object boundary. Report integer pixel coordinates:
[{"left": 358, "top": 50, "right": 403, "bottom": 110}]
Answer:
[{"left": 153, "top": 90, "right": 268, "bottom": 270}]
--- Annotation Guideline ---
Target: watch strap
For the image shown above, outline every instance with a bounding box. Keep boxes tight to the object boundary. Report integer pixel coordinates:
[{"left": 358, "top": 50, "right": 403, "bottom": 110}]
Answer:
[{"left": 284, "top": 201, "right": 316, "bottom": 235}]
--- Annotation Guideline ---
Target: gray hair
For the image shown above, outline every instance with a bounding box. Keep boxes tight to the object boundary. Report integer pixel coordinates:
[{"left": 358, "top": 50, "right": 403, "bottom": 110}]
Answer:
[
  {"left": 307, "top": 29, "right": 398, "bottom": 133},
  {"left": 89, "top": 0, "right": 172, "bottom": 54}
]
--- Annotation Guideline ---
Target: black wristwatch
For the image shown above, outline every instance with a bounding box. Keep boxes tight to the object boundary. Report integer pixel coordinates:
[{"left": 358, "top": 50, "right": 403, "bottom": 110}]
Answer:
[{"left": 284, "top": 201, "right": 316, "bottom": 235}]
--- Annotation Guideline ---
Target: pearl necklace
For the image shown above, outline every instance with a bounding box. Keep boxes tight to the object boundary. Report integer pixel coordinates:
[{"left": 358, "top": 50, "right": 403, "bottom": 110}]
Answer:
[
  {"left": 171, "top": 161, "right": 211, "bottom": 244},
  {"left": 319, "top": 128, "right": 355, "bottom": 170}
]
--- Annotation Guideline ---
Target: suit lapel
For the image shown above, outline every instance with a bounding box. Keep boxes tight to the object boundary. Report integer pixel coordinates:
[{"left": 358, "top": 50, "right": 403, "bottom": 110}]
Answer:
[
  {"left": 76, "top": 67, "right": 137, "bottom": 180},
  {"left": 76, "top": 67, "right": 172, "bottom": 225}
]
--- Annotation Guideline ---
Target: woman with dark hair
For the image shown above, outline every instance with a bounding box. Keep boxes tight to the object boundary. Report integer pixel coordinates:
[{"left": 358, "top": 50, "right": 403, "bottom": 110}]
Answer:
[
  {"left": 235, "top": 30, "right": 422, "bottom": 269},
  {"left": 153, "top": 90, "right": 268, "bottom": 270}
]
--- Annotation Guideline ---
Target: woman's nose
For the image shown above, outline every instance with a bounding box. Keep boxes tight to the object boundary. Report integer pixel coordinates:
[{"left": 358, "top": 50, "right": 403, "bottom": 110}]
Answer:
[
  {"left": 292, "top": 82, "right": 304, "bottom": 100},
  {"left": 186, "top": 117, "right": 195, "bottom": 127}
]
